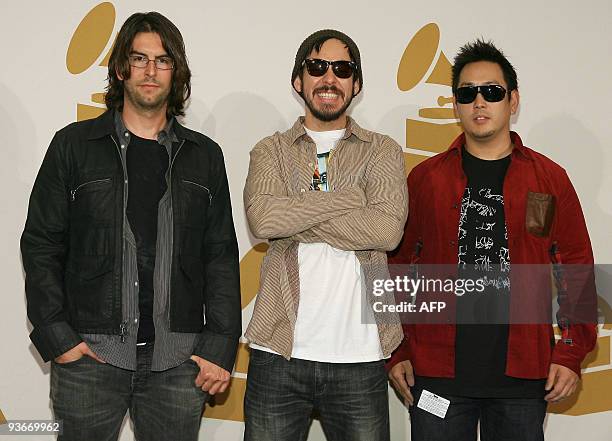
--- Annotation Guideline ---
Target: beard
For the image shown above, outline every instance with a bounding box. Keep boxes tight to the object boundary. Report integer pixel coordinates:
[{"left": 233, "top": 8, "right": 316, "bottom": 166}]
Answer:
[
  {"left": 123, "top": 79, "right": 170, "bottom": 113},
  {"left": 470, "top": 128, "right": 496, "bottom": 139},
  {"left": 303, "top": 85, "right": 354, "bottom": 122}
]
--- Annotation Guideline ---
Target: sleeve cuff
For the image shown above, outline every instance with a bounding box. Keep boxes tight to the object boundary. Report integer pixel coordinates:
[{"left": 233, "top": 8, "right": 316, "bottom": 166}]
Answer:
[
  {"left": 385, "top": 337, "right": 411, "bottom": 373},
  {"left": 192, "top": 330, "right": 240, "bottom": 373},
  {"left": 551, "top": 341, "right": 584, "bottom": 378},
  {"left": 29, "top": 321, "right": 82, "bottom": 362}
]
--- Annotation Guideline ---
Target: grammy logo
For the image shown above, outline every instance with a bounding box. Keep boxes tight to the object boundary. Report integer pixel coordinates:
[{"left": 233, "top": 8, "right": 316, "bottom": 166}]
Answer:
[
  {"left": 398, "top": 23, "right": 462, "bottom": 173},
  {"left": 66, "top": 2, "right": 116, "bottom": 121}
]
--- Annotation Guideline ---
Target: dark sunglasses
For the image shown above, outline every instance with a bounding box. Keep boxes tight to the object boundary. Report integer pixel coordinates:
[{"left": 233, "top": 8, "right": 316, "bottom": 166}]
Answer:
[
  {"left": 455, "top": 84, "right": 507, "bottom": 104},
  {"left": 304, "top": 58, "right": 356, "bottom": 79}
]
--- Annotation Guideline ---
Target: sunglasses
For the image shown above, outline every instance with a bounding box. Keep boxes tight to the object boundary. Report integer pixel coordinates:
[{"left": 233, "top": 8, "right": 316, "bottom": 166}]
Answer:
[
  {"left": 304, "top": 58, "right": 356, "bottom": 79},
  {"left": 455, "top": 84, "right": 507, "bottom": 104}
]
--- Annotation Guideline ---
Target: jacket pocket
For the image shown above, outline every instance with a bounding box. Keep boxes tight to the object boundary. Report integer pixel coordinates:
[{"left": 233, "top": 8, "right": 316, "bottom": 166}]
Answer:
[
  {"left": 70, "top": 177, "right": 114, "bottom": 226},
  {"left": 525, "top": 191, "right": 555, "bottom": 237},
  {"left": 66, "top": 255, "right": 114, "bottom": 321},
  {"left": 177, "top": 179, "right": 211, "bottom": 226},
  {"left": 70, "top": 178, "right": 112, "bottom": 201},
  {"left": 182, "top": 180, "right": 212, "bottom": 205}
]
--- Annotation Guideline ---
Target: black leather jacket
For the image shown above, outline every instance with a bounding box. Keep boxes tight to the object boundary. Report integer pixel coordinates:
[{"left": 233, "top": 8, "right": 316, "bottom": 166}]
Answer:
[{"left": 21, "top": 111, "right": 241, "bottom": 370}]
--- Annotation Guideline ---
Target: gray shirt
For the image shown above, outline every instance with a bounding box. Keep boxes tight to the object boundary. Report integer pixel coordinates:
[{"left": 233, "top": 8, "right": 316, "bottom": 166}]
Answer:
[{"left": 81, "top": 112, "right": 201, "bottom": 371}]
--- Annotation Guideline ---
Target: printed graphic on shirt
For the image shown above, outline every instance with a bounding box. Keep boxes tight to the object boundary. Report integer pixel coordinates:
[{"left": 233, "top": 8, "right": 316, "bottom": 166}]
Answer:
[
  {"left": 311, "top": 151, "right": 331, "bottom": 192},
  {"left": 458, "top": 186, "right": 510, "bottom": 290}
]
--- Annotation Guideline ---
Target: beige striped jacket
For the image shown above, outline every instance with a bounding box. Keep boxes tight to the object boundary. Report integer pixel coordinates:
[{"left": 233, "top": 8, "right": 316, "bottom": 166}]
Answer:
[{"left": 243, "top": 117, "right": 408, "bottom": 359}]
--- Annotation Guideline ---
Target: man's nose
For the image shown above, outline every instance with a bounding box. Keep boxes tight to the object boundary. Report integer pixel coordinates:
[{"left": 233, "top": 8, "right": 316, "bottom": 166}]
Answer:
[
  {"left": 473, "top": 92, "right": 486, "bottom": 108},
  {"left": 321, "top": 66, "right": 337, "bottom": 84},
  {"left": 144, "top": 59, "right": 157, "bottom": 76}
]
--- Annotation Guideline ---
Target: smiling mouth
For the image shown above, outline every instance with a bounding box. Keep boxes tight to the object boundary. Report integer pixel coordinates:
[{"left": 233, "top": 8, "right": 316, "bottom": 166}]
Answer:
[{"left": 314, "top": 87, "right": 343, "bottom": 102}]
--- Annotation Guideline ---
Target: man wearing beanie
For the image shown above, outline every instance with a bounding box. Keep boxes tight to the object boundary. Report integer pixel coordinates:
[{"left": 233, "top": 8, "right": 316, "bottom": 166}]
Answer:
[{"left": 243, "top": 29, "right": 408, "bottom": 440}]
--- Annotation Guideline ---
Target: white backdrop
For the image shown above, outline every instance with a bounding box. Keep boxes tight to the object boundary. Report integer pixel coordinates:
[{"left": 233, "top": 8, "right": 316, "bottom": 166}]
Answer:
[{"left": 1, "top": 1, "right": 611, "bottom": 439}]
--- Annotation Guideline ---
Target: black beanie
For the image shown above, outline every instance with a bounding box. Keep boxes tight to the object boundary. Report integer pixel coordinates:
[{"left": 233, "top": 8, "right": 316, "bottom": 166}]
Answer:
[{"left": 291, "top": 29, "right": 362, "bottom": 95}]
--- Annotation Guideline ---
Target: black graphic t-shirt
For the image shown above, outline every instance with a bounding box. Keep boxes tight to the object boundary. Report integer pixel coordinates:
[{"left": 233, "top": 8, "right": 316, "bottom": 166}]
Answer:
[{"left": 415, "top": 147, "right": 545, "bottom": 398}]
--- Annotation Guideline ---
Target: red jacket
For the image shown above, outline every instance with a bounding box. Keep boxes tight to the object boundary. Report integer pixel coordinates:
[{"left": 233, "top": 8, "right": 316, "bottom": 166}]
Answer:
[{"left": 387, "top": 132, "right": 597, "bottom": 378}]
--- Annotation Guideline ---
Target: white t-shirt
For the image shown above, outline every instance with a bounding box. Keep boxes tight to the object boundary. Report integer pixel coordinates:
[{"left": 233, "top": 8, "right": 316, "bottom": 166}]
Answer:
[{"left": 251, "top": 126, "right": 383, "bottom": 363}]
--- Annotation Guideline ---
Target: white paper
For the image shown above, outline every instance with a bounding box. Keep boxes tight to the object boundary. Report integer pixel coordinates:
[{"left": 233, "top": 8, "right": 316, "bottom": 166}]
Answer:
[{"left": 417, "top": 389, "right": 450, "bottom": 419}]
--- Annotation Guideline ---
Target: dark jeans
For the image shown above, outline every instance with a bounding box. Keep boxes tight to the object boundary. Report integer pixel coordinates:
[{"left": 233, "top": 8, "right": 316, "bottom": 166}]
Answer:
[
  {"left": 409, "top": 386, "right": 547, "bottom": 441},
  {"left": 244, "top": 349, "right": 390, "bottom": 441},
  {"left": 50, "top": 343, "right": 207, "bottom": 441}
]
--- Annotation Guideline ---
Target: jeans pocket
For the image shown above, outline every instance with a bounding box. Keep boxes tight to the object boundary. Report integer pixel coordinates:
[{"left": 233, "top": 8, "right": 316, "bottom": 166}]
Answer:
[
  {"left": 248, "top": 349, "right": 278, "bottom": 366},
  {"left": 54, "top": 354, "right": 91, "bottom": 367}
]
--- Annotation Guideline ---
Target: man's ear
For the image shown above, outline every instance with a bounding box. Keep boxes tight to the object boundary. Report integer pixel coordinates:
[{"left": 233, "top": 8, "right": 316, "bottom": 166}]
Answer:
[
  {"left": 353, "top": 79, "right": 361, "bottom": 96},
  {"left": 293, "top": 75, "right": 302, "bottom": 94},
  {"left": 510, "top": 89, "right": 520, "bottom": 115}
]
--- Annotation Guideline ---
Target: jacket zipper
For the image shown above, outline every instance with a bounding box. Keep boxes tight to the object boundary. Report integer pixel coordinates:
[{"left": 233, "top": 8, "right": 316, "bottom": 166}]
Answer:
[
  {"left": 111, "top": 135, "right": 129, "bottom": 341},
  {"left": 182, "top": 179, "right": 212, "bottom": 206},
  {"left": 167, "top": 140, "right": 186, "bottom": 325},
  {"left": 119, "top": 321, "right": 128, "bottom": 343},
  {"left": 70, "top": 178, "right": 111, "bottom": 201}
]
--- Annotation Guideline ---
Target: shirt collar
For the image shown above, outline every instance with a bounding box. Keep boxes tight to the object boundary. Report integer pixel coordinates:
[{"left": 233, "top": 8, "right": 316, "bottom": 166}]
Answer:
[
  {"left": 87, "top": 109, "right": 183, "bottom": 145},
  {"left": 448, "top": 131, "right": 529, "bottom": 159},
  {"left": 113, "top": 111, "right": 177, "bottom": 144},
  {"left": 287, "top": 116, "right": 372, "bottom": 145}
]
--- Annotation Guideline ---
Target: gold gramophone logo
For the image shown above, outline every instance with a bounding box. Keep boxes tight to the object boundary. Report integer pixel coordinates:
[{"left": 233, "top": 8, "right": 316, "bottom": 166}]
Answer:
[
  {"left": 398, "top": 23, "right": 462, "bottom": 174},
  {"left": 66, "top": 2, "right": 116, "bottom": 121}
]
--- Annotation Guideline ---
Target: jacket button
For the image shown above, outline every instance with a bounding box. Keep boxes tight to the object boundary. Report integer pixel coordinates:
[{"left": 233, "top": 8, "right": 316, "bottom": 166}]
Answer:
[
  {"left": 452, "top": 203, "right": 459, "bottom": 209},
  {"left": 450, "top": 240, "right": 456, "bottom": 246}
]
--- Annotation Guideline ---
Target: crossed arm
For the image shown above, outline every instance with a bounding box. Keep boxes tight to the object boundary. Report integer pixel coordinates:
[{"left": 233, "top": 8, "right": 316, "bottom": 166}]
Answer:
[{"left": 244, "top": 136, "right": 408, "bottom": 251}]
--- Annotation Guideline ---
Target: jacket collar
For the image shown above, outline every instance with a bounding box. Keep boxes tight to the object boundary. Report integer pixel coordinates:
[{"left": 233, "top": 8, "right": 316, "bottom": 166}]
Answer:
[
  {"left": 286, "top": 116, "right": 373, "bottom": 145},
  {"left": 87, "top": 109, "right": 200, "bottom": 145},
  {"left": 448, "top": 131, "right": 530, "bottom": 160},
  {"left": 87, "top": 110, "right": 115, "bottom": 140}
]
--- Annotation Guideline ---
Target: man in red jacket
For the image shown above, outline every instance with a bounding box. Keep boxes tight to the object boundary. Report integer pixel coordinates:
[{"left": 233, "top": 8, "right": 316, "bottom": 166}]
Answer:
[{"left": 387, "top": 39, "right": 597, "bottom": 440}]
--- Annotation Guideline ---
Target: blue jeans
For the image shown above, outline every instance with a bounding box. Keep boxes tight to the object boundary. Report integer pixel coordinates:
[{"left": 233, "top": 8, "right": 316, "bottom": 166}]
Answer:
[
  {"left": 244, "top": 349, "right": 390, "bottom": 441},
  {"left": 409, "top": 386, "right": 547, "bottom": 441},
  {"left": 50, "top": 342, "right": 207, "bottom": 441}
]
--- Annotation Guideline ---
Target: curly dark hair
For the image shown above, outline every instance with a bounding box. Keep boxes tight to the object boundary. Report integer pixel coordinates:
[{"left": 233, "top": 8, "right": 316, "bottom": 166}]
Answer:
[
  {"left": 104, "top": 12, "right": 191, "bottom": 117},
  {"left": 452, "top": 39, "right": 518, "bottom": 95}
]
